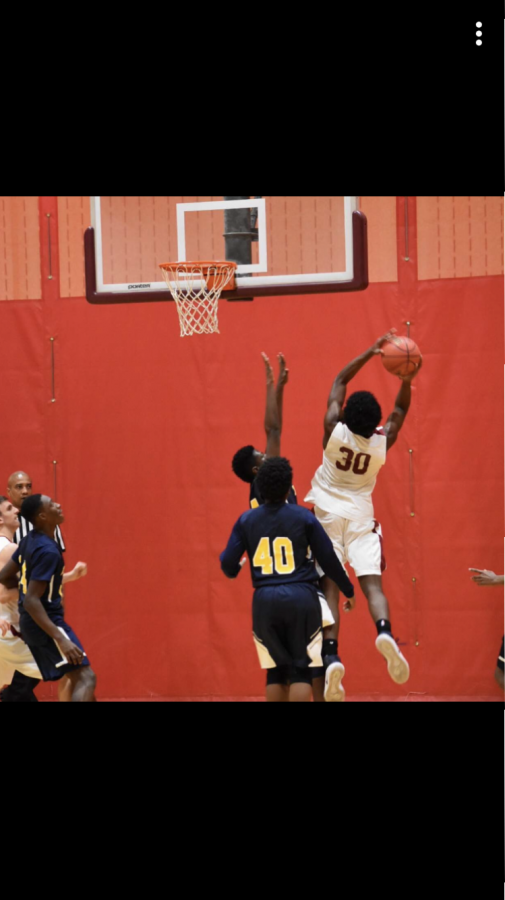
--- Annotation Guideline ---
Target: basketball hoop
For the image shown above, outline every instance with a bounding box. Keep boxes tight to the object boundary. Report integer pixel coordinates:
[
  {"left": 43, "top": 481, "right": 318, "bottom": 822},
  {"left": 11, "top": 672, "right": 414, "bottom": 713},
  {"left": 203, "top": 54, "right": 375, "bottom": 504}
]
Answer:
[{"left": 159, "top": 261, "right": 237, "bottom": 336}]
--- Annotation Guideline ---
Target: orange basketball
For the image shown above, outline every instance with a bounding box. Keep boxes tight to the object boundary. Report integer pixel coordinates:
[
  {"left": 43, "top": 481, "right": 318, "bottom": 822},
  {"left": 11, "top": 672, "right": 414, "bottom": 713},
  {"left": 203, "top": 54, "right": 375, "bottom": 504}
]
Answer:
[{"left": 381, "top": 336, "right": 421, "bottom": 377}]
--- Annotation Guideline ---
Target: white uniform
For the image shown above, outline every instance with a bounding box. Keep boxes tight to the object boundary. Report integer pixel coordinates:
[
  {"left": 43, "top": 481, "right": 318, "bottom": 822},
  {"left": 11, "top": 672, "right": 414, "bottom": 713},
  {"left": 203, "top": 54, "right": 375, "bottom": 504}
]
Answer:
[
  {"left": 305, "top": 421, "right": 387, "bottom": 577},
  {"left": 0, "top": 535, "right": 42, "bottom": 686}
]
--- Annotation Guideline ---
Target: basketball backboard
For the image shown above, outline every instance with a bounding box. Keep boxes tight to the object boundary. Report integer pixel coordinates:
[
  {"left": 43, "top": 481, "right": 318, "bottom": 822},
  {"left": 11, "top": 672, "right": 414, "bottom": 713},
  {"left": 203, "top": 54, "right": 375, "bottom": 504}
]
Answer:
[{"left": 84, "top": 196, "right": 368, "bottom": 303}]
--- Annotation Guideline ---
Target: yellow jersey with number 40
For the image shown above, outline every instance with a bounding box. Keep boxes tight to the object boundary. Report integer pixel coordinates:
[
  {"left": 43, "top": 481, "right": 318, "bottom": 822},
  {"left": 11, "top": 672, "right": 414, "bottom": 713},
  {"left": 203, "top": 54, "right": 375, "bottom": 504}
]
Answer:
[{"left": 305, "top": 421, "right": 387, "bottom": 520}]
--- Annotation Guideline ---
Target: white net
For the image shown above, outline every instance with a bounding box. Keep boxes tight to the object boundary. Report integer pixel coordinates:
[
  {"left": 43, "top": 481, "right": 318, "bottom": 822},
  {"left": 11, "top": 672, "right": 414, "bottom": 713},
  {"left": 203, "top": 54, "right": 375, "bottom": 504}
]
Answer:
[{"left": 159, "top": 261, "right": 237, "bottom": 337}]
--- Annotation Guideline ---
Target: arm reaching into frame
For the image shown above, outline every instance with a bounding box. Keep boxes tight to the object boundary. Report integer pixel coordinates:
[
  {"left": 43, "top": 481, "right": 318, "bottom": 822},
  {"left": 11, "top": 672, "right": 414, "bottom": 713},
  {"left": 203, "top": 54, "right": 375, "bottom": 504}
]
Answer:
[{"left": 468, "top": 569, "right": 504, "bottom": 586}]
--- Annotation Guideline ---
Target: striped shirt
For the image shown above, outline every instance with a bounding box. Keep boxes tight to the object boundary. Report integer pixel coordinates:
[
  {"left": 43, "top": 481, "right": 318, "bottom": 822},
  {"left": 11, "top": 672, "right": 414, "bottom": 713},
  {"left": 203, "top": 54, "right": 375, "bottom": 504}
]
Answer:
[{"left": 14, "top": 515, "right": 65, "bottom": 552}]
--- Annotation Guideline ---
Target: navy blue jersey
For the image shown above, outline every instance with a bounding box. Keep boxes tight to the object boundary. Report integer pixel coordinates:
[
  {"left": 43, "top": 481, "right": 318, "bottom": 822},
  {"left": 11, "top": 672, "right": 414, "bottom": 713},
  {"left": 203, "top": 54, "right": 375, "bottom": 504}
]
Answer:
[
  {"left": 220, "top": 502, "right": 354, "bottom": 597},
  {"left": 249, "top": 478, "right": 297, "bottom": 509},
  {"left": 14, "top": 530, "right": 65, "bottom": 620}
]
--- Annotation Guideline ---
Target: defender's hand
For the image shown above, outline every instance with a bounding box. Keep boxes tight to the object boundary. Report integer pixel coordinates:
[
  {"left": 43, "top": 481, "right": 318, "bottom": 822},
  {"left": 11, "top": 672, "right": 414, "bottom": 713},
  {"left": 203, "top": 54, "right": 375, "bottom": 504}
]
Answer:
[
  {"left": 469, "top": 568, "right": 500, "bottom": 586},
  {"left": 371, "top": 328, "right": 397, "bottom": 355},
  {"left": 276, "top": 352, "right": 289, "bottom": 389},
  {"left": 0, "top": 618, "right": 10, "bottom": 637},
  {"left": 57, "top": 636, "right": 83, "bottom": 665},
  {"left": 261, "top": 352, "right": 274, "bottom": 385}
]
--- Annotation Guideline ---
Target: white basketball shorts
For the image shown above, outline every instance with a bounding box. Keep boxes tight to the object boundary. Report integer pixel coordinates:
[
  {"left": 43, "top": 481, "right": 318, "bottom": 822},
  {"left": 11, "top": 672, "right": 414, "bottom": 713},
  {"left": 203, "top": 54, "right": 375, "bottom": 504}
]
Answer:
[
  {"left": 0, "top": 634, "right": 42, "bottom": 687},
  {"left": 314, "top": 507, "right": 386, "bottom": 579},
  {"left": 317, "top": 591, "right": 335, "bottom": 627}
]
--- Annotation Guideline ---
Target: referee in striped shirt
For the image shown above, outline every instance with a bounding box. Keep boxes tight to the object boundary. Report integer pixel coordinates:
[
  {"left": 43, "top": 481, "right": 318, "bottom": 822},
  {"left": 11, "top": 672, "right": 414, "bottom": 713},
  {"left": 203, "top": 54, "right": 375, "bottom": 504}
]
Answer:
[
  {"left": 10, "top": 472, "right": 65, "bottom": 552},
  {"left": 1, "top": 471, "right": 74, "bottom": 702}
]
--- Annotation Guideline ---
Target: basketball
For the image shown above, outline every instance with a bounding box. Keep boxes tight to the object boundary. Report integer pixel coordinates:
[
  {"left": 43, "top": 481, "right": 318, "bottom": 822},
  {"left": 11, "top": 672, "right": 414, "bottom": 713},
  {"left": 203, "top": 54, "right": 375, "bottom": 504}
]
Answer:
[{"left": 381, "top": 336, "right": 421, "bottom": 377}]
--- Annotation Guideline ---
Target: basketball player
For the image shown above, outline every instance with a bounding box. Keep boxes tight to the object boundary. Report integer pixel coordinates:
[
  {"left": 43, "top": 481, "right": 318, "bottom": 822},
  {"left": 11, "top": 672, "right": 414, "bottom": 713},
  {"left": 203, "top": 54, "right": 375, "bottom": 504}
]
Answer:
[
  {"left": 231, "top": 353, "right": 334, "bottom": 701},
  {"left": 220, "top": 457, "right": 355, "bottom": 701},
  {"left": 1, "top": 471, "right": 87, "bottom": 701},
  {"left": 468, "top": 567, "right": 504, "bottom": 692},
  {"left": 0, "top": 497, "right": 42, "bottom": 697},
  {"left": 0, "top": 494, "right": 96, "bottom": 702},
  {"left": 305, "top": 328, "right": 422, "bottom": 701}
]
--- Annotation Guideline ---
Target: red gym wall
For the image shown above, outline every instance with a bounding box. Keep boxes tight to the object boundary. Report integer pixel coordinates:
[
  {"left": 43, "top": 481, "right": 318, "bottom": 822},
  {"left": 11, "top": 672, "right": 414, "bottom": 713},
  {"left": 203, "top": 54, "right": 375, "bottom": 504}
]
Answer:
[{"left": 0, "top": 196, "right": 502, "bottom": 699}]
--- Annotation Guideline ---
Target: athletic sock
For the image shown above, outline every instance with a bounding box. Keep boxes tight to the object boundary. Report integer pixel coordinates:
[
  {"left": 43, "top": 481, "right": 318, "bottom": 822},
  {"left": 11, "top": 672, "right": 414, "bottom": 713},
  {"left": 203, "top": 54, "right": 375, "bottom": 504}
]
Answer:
[
  {"left": 376, "top": 619, "right": 392, "bottom": 637},
  {"left": 322, "top": 639, "right": 339, "bottom": 658}
]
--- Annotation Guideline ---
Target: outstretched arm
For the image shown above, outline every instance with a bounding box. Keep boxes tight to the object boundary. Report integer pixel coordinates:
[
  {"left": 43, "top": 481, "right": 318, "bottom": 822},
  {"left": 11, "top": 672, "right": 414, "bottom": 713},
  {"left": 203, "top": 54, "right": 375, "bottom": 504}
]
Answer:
[
  {"left": 469, "top": 569, "right": 504, "bottom": 586},
  {"left": 383, "top": 358, "right": 422, "bottom": 451},
  {"left": 323, "top": 329, "right": 397, "bottom": 448},
  {"left": 262, "top": 352, "right": 289, "bottom": 458}
]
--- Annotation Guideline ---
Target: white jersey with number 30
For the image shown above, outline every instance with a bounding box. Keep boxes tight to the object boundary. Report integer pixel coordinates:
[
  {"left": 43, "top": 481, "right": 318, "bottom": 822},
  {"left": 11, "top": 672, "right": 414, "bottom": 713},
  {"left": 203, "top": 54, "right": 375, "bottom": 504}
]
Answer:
[{"left": 305, "top": 421, "right": 387, "bottom": 520}]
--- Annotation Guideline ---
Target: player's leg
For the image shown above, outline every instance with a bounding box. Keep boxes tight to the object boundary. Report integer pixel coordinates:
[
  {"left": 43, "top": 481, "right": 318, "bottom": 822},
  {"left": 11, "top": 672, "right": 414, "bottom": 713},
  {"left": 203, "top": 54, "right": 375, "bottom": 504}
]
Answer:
[
  {"left": 58, "top": 674, "right": 73, "bottom": 702},
  {"left": 63, "top": 666, "right": 97, "bottom": 702},
  {"left": 312, "top": 589, "right": 335, "bottom": 701},
  {"left": 0, "top": 637, "right": 41, "bottom": 701},
  {"left": 494, "top": 668, "right": 504, "bottom": 691},
  {"left": 313, "top": 509, "right": 348, "bottom": 700},
  {"left": 0, "top": 670, "right": 39, "bottom": 702},
  {"left": 288, "top": 680, "right": 312, "bottom": 702},
  {"left": 358, "top": 574, "right": 390, "bottom": 621},
  {"left": 253, "top": 588, "right": 293, "bottom": 699},
  {"left": 266, "top": 666, "right": 290, "bottom": 701},
  {"left": 348, "top": 520, "right": 409, "bottom": 685},
  {"left": 280, "top": 585, "right": 325, "bottom": 701},
  {"left": 359, "top": 574, "right": 409, "bottom": 684}
]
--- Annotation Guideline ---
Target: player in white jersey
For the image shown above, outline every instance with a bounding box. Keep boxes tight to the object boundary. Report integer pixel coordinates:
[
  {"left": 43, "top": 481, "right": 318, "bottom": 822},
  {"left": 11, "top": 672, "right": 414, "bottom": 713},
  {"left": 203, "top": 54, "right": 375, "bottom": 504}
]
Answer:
[
  {"left": 305, "top": 328, "right": 422, "bottom": 700},
  {"left": 0, "top": 496, "right": 42, "bottom": 693}
]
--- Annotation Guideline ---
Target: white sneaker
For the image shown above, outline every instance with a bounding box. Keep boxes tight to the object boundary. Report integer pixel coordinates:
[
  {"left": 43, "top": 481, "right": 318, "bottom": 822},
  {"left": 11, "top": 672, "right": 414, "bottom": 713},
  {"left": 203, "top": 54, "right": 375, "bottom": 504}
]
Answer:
[
  {"left": 324, "top": 660, "right": 346, "bottom": 702},
  {"left": 375, "top": 633, "right": 410, "bottom": 684}
]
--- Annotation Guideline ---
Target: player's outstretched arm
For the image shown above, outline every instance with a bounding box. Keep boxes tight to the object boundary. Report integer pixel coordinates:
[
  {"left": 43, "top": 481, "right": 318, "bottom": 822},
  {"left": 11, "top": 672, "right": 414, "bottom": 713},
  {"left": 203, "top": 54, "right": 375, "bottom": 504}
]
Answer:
[
  {"left": 383, "top": 359, "right": 422, "bottom": 451},
  {"left": 307, "top": 514, "right": 354, "bottom": 599},
  {"left": 220, "top": 518, "right": 247, "bottom": 579},
  {"left": 24, "top": 580, "right": 83, "bottom": 665},
  {"left": 469, "top": 568, "right": 504, "bottom": 586},
  {"left": 274, "top": 352, "right": 289, "bottom": 434},
  {"left": 323, "top": 329, "right": 397, "bottom": 448},
  {"left": 261, "top": 352, "right": 286, "bottom": 458}
]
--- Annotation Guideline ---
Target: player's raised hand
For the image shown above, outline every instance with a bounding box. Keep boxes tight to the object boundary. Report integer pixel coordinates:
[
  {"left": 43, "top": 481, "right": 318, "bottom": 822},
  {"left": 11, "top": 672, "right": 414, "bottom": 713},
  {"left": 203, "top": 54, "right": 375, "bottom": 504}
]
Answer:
[
  {"left": 469, "top": 568, "right": 501, "bottom": 586},
  {"left": 0, "top": 618, "right": 10, "bottom": 637},
  {"left": 371, "top": 328, "right": 397, "bottom": 355},
  {"left": 399, "top": 356, "right": 423, "bottom": 382},
  {"left": 261, "top": 352, "right": 274, "bottom": 385},
  {"left": 276, "top": 352, "right": 289, "bottom": 389},
  {"left": 57, "top": 636, "right": 84, "bottom": 665}
]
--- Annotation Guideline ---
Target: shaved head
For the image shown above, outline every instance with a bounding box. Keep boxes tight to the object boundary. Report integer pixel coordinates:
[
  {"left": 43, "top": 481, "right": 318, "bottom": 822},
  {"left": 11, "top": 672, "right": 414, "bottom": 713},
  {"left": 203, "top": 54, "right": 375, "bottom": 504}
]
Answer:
[
  {"left": 8, "top": 471, "right": 30, "bottom": 488},
  {"left": 7, "top": 472, "right": 33, "bottom": 510}
]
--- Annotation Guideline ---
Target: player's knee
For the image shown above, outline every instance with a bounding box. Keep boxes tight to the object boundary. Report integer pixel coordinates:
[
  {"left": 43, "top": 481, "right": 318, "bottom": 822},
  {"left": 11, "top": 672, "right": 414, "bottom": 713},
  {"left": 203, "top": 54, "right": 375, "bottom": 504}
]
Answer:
[{"left": 82, "top": 667, "right": 97, "bottom": 690}]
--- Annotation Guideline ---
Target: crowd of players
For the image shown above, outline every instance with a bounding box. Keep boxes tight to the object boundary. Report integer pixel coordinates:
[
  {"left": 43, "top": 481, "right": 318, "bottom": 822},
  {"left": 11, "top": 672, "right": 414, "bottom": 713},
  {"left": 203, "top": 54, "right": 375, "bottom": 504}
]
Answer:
[{"left": 0, "top": 330, "right": 501, "bottom": 701}]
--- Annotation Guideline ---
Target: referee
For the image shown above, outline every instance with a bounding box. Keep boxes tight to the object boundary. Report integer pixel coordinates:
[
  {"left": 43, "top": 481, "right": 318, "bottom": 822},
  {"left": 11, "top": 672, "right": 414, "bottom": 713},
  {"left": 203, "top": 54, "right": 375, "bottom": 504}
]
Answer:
[{"left": 9, "top": 471, "right": 65, "bottom": 552}]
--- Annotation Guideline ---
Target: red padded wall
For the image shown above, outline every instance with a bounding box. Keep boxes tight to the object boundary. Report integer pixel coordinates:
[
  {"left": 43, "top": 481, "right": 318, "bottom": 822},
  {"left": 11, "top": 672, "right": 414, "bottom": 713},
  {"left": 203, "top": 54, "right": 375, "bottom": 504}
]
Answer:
[{"left": 0, "top": 197, "right": 502, "bottom": 699}]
